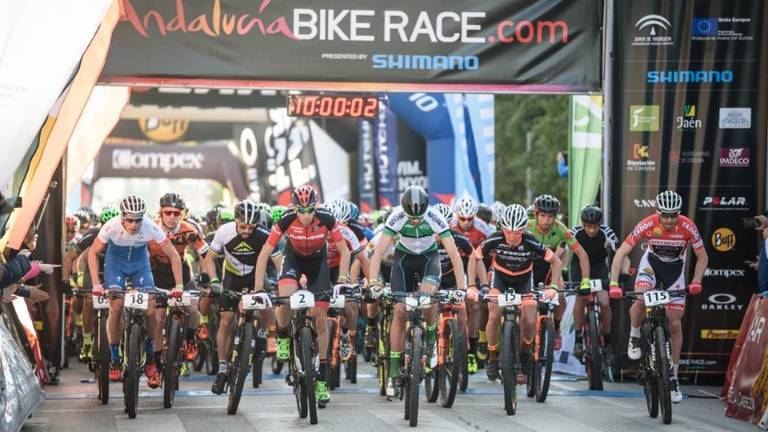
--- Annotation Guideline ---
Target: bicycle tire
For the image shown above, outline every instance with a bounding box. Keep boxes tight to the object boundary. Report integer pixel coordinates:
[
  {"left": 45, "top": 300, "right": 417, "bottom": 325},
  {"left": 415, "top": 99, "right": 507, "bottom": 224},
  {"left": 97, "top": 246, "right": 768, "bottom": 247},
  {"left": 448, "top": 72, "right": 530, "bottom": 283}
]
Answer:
[
  {"left": 272, "top": 355, "right": 284, "bottom": 375},
  {"left": 586, "top": 311, "right": 604, "bottom": 391},
  {"left": 642, "top": 324, "right": 659, "bottom": 418},
  {"left": 126, "top": 323, "right": 141, "bottom": 419},
  {"left": 163, "top": 316, "right": 183, "bottom": 408},
  {"left": 97, "top": 315, "right": 110, "bottom": 405},
  {"left": 326, "top": 319, "right": 339, "bottom": 390},
  {"left": 252, "top": 336, "right": 265, "bottom": 388},
  {"left": 535, "top": 317, "right": 555, "bottom": 403},
  {"left": 378, "top": 318, "right": 390, "bottom": 396},
  {"left": 299, "top": 326, "right": 318, "bottom": 425},
  {"left": 439, "top": 319, "right": 463, "bottom": 408},
  {"left": 406, "top": 326, "right": 423, "bottom": 427},
  {"left": 193, "top": 342, "right": 206, "bottom": 372},
  {"left": 425, "top": 363, "right": 439, "bottom": 403},
  {"left": 500, "top": 320, "right": 518, "bottom": 415},
  {"left": 655, "top": 326, "right": 672, "bottom": 424},
  {"left": 227, "top": 322, "right": 253, "bottom": 415}
]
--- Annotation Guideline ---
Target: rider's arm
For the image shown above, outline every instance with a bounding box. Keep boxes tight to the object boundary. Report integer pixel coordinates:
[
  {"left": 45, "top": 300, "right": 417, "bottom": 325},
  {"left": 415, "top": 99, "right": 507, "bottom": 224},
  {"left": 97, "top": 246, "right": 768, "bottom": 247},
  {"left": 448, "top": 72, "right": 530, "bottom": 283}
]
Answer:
[
  {"left": 354, "top": 252, "right": 370, "bottom": 279},
  {"left": 609, "top": 242, "right": 633, "bottom": 283},
  {"left": 543, "top": 249, "right": 563, "bottom": 287},
  {"left": 88, "top": 239, "right": 106, "bottom": 286},
  {"left": 571, "top": 244, "right": 590, "bottom": 282},
  {"left": 254, "top": 243, "right": 277, "bottom": 291},
  {"left": 200, "top": 251, "right": 217, "bottom": 281},
  {"left": 334, "top": 239, "right": 351, "bottom": 283},
  {"left": 441, "top": 235, "right": 466, "bottom": 291},
  {"left": 160, "top": 241, "right": 183, "bottom": 287},
  {"left": 691, "top": 245, "right": 708, "bottom": 284},
  {"left": 61, "top": 249, "right": 79, "bottom": 281},
  {"left": 368, "top": 232, "right": 394, "bottom": 283}
]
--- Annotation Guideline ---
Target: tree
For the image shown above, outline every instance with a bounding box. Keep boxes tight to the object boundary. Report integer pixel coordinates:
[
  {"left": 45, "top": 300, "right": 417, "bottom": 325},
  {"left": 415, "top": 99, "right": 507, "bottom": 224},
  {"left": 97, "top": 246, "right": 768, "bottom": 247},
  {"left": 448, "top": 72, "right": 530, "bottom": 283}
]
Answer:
[{"left": 495, "top": 94, "right": 569, "bottom": 210}]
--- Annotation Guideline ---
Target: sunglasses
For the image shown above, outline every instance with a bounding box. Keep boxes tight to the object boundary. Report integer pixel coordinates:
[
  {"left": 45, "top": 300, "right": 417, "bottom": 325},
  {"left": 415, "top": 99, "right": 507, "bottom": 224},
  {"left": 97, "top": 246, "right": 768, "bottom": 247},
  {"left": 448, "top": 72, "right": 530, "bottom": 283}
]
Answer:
[
  {"left": 458, "top": 216, "right": 474, "bottom": 222},
  {"left": 296, "top": 206, "right": 316, "bottom": 214},
  {"left": 163, "top": 210, "right": 182, "bottom": 217},
  {"left": 236, "top": 222, "right": 257, "bottom": 230},
  {"left": 659, "top": 212, "right": 680, "bottom": 219},
  {"left": 123, "top": 217, "right": 143, "bottom": 225}
]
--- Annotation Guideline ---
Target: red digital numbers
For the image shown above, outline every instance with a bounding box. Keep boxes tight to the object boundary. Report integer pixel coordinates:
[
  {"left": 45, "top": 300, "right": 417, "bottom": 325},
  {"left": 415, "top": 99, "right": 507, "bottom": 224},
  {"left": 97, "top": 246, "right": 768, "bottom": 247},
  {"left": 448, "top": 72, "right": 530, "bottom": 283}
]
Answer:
[{"left": 287, "top": 95, "right": 378, "bottom": 118}]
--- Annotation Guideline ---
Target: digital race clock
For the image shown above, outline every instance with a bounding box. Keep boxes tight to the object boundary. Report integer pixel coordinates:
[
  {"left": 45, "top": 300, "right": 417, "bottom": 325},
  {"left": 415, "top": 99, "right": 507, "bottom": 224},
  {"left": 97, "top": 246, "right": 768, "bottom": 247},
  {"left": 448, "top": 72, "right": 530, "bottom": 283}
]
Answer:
[{"left": 286, "top": 94, "right": 379, "bottom": 118}]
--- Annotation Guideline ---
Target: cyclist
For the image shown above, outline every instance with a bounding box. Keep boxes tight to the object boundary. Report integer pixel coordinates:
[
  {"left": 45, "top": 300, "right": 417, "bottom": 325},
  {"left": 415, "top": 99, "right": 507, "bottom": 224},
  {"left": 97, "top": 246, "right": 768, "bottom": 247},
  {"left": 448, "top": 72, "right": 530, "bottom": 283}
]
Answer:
[
  {"left": 570, "top": 205, "right": 628, "bottom": 361},
  {"left": 368, "top": 186, "right": 466, "bottom": 397},
  {"left": 148, "top": 193, "right": 215, "bottom": 376},
  {"left": 450, "top": 196, "right": 492, "bottom": 373},
  {"left": 65, "top": 215, "right": 81, "bottom": 244},
  {"left": 253, "top": 184, "right": 351, "bottom": 407},
  {"left": 476, "top": 203, "right": 493, "bottom": 225},
  {"left": 205, "top": 199, "right": 282, "bottom": 395},
  {"left": 197, "top": 206, "right": 235, "bottom": 344},
  {"left": 527, "top": 194, "right": 590, "bottom": 350},
  {"left": 87, "top": 196, "right": 184, "bottom": 387},
  {"left": 468, "top": 204, "right": 562, "bottom": 383},
  {"left": 609, "top": 190, "right": 708, "bottom": 403}
]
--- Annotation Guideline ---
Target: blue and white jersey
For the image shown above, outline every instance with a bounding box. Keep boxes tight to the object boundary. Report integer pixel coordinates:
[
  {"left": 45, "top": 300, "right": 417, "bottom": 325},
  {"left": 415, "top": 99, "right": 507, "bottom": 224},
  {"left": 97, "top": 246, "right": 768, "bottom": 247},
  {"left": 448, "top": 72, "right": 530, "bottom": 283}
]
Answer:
[{"left": 97, "top": 215, "right": 167, "bottom": 262}]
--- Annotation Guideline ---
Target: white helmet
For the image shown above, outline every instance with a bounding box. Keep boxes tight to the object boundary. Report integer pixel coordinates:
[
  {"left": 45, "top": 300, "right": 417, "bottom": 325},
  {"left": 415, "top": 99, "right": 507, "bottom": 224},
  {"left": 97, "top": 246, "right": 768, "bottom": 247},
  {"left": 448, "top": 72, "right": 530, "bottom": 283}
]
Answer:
[
  {"left": 433, "top": 203, "right": 453, "bottom": 224},
  {"left": 655, "top": 190, "right": 682, "bottom": 213},
  {"left": 453, "top": 195, "right": 478, "bottom": 219},
  {"left": 120, "top": 195, "right": 146, "bottom": 217},
  {"left": 491, "top": 201, "right": 506, "bottom": 222},
  {"left": 499, "top": 204, "right": 529, "bottom": 231},
  {"left": 327, "top": 199, "right": 352, "bottom": 222}
]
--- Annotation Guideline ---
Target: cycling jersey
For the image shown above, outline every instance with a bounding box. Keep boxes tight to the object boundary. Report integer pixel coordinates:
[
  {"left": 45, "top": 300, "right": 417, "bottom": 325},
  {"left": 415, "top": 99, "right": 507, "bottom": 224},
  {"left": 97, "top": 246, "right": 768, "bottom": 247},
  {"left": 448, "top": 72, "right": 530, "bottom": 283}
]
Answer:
[
  {"left": 438, "top": 231, "right": 473, "bottom": 276},
  {"left": 384, "top": 206, "right": 451, "bottom": 255},
  {"left": 346, "top": 218, "right": 374, "bottom": 242},
  {"left": 624, "top": 214, "right": 703, "bottom": 262},
  {"left": 569, "top": 225, "right": 619, "bottom": 280},
  {"left": 327, "top": 223, "right": 362, "bottom": 268},
  {"left": 148, "top": 220, "right": 209, "bottom": 265},
  {"left": 74, "top": 227, "right": 103, "bottom": 289},
  {"left": 97, "top": 216, "right": 167, "bottom": 289},
  {"left": 209, "top": 222, "right": 274, "bottom": 277},
  {"left": 474, "top": 231, "right": 552, "bottom": 277},
  {"left": 268, "top": 209, "right": 342, "bottom": 258},
  {"left": 451, "top": 218, "right": 493, "bottom": 248},
  {"left": 526, "top": 218, "right": 579, "bottom": 251}
]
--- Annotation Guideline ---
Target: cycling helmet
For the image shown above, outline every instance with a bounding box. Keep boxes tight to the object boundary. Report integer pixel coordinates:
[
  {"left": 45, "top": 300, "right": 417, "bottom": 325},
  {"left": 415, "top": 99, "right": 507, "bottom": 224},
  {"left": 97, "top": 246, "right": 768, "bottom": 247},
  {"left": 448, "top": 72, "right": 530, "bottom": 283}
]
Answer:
[
  {"left": 206, "top": 208, "right": 220, "bottom": 227},
  {"left": 580, "top": 205, "right": 603, "bottom": 225},
  {"left": 349, "top": 202, "right": 360, "bottom": 220},
  {"left": 534, "top": 194, "right": 560, "bottom": 214},
  {"left": 433, "top": 203, "right": 453, "bottom": 224},
  {"left": 655, "top": 190, "right": 682, "bottom": 213},
  {"left": 454, "top": 196, "right": 478, "bottom": 218},
  {"left": 499, "top": 204, "right": 529, "bottom": 231},
  {"left": 328, "top": 199, "right": 352, "bottom": 222},
  {"left": 401, "top": 186, "right": 429, "bottom": 218},
  {"left": 159, "top": 192, "right": 186, "bottom": 210},
  {"left": 74, "top": 209, "right": 90, "bottom": 226},
  {"left": 120, "top": 195, "right": 146, "bottom": 217},
  {"left": 526, "top": 204, "right": 535, "bottom": 218},
  {"left": 234, "top": 200, "right": 260, "bottom": 225},
  {"left": 99, "top": 206, "right": 120, "bottom": 224},
  {"left": 476, "top": 203, "right": 492, "bottom": 224},
  {"left": 271, "top": 205, "right": 286, "bottom": 224},
  {"left": 78, "top": 206, "right": 98, "bottom": 225},
  {"left": 255, "top": 201, "right": 272, "bottom": 214},
  {"left": 292, "top": 184, "right": 318, "bottom": 208},
  {"left": 256, "top": 210, "right": 272, "bottom": 228},
  {"left": 491, "top": 201, "right": 506, "bottom": 222},
  {"left": 65, "top": 215, "right": 80, "bottom": 231},
  {"left": 219, "top": 208, "right": 235, "bottom": 223}
]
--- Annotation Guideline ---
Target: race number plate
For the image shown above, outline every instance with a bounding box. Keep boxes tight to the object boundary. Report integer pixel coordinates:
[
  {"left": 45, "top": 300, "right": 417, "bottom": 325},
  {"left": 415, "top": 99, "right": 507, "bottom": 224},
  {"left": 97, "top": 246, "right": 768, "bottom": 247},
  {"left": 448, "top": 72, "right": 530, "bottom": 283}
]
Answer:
[
  {"left": 590, "top": 279, "right": 603, "bottom": 292},
  {"left": 242, "top": 294, "right": 268, "bottom": 310},
  {"left": 329, "top": 294, "right": 346, "bottom": 309},
  {"left": 125, "top": 292, "right": 149, "bottom": 310},
  {"left": 405, "top": 295, "right": 431, "bottom": 311},
  {"left": 643, "top": 290, "right": 670, "bottom": 307},
  {"left": 290, "top": 290, "right": 315, "bottom": 309},
  {"left": 92, "top": 295, "right": 109, "bottom": 310},
  {"left": 169, "top": 292, "right": 193, "bottom": 307},
  {"left": 498, "top": 293, "right": 522, "bottom": 307},
  {"left": 541, "top": 293, "right": 560, "bottom": 306}
]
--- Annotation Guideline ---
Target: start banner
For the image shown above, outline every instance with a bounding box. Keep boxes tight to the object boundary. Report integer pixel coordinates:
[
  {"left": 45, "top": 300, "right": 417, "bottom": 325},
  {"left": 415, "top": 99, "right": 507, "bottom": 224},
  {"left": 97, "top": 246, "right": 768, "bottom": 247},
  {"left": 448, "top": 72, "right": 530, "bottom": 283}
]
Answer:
[{"left": 101, "top": 0, "right": 600, "bottom": 92}]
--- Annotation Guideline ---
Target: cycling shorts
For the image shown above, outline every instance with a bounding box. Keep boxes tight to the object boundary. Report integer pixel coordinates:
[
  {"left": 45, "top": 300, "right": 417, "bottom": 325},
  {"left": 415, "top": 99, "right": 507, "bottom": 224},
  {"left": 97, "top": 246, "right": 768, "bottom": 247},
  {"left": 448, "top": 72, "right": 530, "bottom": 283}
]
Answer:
[
  {"left": 104, "top": 257, "right": 155, "bottom": 290},
  {"left": 635, "top": 251, "right": 686, "bottom": 311},
  {"left": 278, "top": 246, "right": 332, "bottom": 306},
  {"left": 390, "top": 249, "right": 441, "bottom": 294},
  {"left": 532, "top": 258, "right": 552, "bottom": 286},
  {"left": 218, "top": 271, "right": 255, "bottom": 313},
  {"left": 570, "top": 261, "right": 609, "bottom": 283}
]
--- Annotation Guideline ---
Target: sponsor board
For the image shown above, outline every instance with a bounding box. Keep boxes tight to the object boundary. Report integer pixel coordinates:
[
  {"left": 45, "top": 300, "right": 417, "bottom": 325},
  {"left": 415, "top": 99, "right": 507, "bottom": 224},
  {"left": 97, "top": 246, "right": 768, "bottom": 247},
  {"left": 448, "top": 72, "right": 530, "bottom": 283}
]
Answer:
[
  {"left": 632, "top": 14, "right": 672, "bottom": 47},
  {"left": 691, "top": 16, "right": 754, "bottom": 42},
  {"left": 700, "top": 329, "right": 740, "bottom": 339},
  {"left": 629, "top": 105, "right": 659, "bottom": 131},
  {"left": 699, "top": 195, "right": 748, "bottom": 211},
  {"left": 111, "top": 148, "right": 204, "bottom": 172},
  {"left": 668, "top": 149, "right": 710, "bottom": 164},
  {"left": 704, "top": 268, "right": 746, "bottom": 278},
  {"left": 633, "top": 198, "right": 655, "bottom": 208},
  {"left": 626, "top": 143, "right": 655, "bottom": 171},
  {"left": 675, "top": 105, "right": 702, "bottom": 129},
  {"left": 719, "top": 108, "right": 751, "bottom": 129},
  {"left": 700, "top": 292, "right": 745, "bottom": 311},
  {"left": 711, "top": 227, "right": 736, "bottom": 252},
  {"left": 647, "top": 70, "right": 733, "bottom": 84},
  {"left": 719, "top": 147, "right": 750, "bottom": 167}
]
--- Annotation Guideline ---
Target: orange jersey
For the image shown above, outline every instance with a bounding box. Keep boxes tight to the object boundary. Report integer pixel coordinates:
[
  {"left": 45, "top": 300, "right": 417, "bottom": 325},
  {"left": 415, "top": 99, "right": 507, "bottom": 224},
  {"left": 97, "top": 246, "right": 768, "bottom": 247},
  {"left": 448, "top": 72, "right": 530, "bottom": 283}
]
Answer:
[
  {"left": 148, "top": 220, "right": 209, "bottom": 265},
  {"left": 624, "top": 214, "right": 703, "bottom": 262}
]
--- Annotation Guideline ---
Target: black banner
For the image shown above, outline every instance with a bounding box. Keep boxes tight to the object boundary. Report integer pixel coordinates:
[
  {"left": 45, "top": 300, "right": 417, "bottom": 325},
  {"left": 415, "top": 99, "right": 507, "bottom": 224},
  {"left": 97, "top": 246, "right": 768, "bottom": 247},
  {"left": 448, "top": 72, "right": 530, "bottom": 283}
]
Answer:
[
  {"left": 357, "top": 120, "right": 377, "bottom": 213},
  {"left": 611, "top": 1, "right": 767, "bottom": 377},
  {"left": 101, "top": 0, "right": 601, "bottom": 92}
]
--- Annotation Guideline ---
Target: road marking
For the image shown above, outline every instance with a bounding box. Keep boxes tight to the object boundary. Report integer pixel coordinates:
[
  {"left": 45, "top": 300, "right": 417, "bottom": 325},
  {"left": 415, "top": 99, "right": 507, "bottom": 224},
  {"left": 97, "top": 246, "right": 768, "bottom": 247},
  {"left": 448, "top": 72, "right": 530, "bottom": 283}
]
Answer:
[
  {"left": 242, "top": 410, "right": 328, "bottom": 431},
  {"left": 368, "top": 405, "right": 465, "bottom": 432},
  {"left": 116, "top": 413, "right": 185, "bottom": 432}
]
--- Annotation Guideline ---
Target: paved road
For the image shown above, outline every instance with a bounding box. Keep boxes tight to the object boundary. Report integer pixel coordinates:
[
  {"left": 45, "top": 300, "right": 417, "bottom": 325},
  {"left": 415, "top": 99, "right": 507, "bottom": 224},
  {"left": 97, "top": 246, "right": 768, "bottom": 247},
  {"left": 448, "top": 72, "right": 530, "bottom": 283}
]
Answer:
[{"left": 24, "top": 361, "right": 751, "bottom": 432}]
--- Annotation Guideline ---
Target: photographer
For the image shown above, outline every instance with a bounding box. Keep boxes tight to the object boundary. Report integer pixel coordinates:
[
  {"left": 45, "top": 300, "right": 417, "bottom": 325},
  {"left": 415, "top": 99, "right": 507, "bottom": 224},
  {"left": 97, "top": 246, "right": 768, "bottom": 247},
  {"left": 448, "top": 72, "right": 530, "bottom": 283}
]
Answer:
[{"left": 749, "top": 215, "right": 768, "bottom": 296}]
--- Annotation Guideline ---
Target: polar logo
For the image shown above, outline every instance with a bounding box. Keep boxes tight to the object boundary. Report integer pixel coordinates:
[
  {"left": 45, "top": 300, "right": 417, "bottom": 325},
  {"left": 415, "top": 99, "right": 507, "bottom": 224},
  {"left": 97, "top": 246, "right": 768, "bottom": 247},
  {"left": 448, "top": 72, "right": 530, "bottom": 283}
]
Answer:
[
  {"left": 702, "top": 196, "right": 746, "bottom": 206},
  {"left": 748, "top": 316, "right": 765, "bottom": 343},
  {"left": 112, "top": 149, "right": 204, "bottom": 173},
  {"left": 707, "top": 293, "right": 737, "bottom": 305},
  {"left": 704, "top": 268, "right": 746, "bottom": 278}
]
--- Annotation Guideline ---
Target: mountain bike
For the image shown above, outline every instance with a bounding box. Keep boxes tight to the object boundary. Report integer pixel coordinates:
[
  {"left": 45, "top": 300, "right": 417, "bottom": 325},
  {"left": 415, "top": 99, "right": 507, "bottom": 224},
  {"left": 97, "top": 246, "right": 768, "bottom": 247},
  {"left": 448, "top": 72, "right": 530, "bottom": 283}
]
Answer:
[
  {"left": 564, "top": 279, "right": 609, "bottom": 390},
  {"left": 424, "top": 289, "right": 466, "bottom": 408},
  {"left": 327, "top": 285, "right": 361, "bottom": 390},
  {"left": 526, "top": 286, "right": 557, "bottom": 403},
  {"left": 84, "top": 290, "right": 111, "bottom": 405},
  {"left": 161, "top": 290, "right": 199, "bottom": 408}
]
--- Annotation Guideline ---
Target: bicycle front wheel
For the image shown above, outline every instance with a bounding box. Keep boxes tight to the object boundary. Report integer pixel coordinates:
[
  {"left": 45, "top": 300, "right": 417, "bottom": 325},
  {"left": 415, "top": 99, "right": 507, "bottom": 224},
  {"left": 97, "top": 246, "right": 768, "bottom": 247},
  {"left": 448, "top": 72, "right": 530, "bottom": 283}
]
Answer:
[
  {"left": 586, "top": 311, "right": 604, "bottom": 391},
  {"left": 642, "top": 324, "right": 659, "bottom": 418},
  {"left": 97, "top": 314, "right": 110, "bottom": 405},
  {"left": 500, "top": 320, "right": 518, "bottom": 415},
  {"left": 535, "top": 317, "right": 554, "bottom": 403},
  {"left": 439, "top": 319, "right": 464, "bottom": 408},
  {"left": 227, "top": 322, "right": 254, "bottom": 415},
  {"left": 298, "top": 326, "right": 318, "bottom": 424},
  {"left": 655, "top": 326, "right": 672, "bottom": 424},
  {"left": 163, "top": 316, "right": 183, "bottom": 408},
  {"left": 405, "top": 326, "right": 423, "bottom": 427},
  {"left": 125, "top": 323, "right": 141, "bottom": 419}
]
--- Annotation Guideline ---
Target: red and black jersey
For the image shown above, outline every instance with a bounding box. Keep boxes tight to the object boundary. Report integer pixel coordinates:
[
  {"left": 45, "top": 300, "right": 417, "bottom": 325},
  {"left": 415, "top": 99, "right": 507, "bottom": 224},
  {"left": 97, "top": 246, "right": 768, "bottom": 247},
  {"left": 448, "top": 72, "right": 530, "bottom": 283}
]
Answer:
[
  {"left": 438, "top": 231, "right": 473, "bottom": 275},
  {"left": 474, "top": 231, "right": 552, "bottom": 277},
  {"left": 268, "top": 208, "right": 343, "bottom": 258}
]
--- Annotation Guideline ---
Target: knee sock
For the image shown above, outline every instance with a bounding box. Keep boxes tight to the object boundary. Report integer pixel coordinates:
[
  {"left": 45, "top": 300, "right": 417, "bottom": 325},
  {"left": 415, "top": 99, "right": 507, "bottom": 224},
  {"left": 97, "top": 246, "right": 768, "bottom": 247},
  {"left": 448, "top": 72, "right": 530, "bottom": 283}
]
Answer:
[{"left": 389, "top": 352, "right": 402, "bottom": 377}]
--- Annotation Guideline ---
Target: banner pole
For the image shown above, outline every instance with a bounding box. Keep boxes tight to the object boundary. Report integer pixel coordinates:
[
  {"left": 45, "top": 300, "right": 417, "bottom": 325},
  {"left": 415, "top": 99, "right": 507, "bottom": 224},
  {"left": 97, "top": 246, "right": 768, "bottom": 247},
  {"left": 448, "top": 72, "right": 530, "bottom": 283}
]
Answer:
[{"left": 602, "top": 0, "right": 614, "bottom": 224}]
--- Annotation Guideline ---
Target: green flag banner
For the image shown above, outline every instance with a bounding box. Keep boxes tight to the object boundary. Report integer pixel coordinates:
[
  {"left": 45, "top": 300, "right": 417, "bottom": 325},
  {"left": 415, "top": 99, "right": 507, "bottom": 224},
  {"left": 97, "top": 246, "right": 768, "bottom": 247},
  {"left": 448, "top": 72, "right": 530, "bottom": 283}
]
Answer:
[{"left": 568, "top": 95, "right": 603, "bottom": 227}]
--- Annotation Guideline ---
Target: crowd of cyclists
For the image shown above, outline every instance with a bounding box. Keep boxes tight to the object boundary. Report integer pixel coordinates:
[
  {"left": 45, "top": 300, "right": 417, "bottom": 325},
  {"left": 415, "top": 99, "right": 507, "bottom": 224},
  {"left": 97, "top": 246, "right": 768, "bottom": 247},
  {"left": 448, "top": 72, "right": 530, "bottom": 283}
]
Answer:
[{"left": 57, "top": 184, "right": 706, "bottom": 425}]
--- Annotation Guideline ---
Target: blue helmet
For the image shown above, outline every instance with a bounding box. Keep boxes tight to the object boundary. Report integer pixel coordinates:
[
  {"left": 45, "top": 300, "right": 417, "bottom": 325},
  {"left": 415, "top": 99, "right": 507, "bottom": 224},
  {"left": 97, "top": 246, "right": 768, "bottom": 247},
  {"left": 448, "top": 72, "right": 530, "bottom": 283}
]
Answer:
[{"left": 349, "top": 202, "right": 360, "bottom": 220}]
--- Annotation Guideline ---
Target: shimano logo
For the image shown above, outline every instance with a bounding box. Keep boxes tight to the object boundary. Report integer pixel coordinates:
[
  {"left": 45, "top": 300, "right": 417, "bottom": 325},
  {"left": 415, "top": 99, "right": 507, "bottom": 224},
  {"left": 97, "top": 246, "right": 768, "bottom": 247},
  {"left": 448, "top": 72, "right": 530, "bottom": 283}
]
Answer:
[
  {"left": 647, "top": 70, "right": 733, "bottom": 83},
  {"left": 112, "top": 149, "right": 204, "bottom": 173},
  {"left": 372, "top": 54, "right": 479, "bottom": 71}
]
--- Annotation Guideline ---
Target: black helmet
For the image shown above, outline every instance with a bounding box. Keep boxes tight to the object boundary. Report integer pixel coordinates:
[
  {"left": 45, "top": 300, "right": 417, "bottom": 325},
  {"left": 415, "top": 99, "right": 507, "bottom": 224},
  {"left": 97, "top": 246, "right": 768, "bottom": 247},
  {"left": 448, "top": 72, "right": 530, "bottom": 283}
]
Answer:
[
  {"left": 580, "top": 205, "right": 603, "bottom": 225},
  {"left": 476, "top": 203, "right": 492, "bottom": 224},
  {"left": 160, "top": 192, "right": 186, "bottom": 210},
  {"left": 400, "top": 186, "right": 429, "bottom": 218},
  {"left": 234, "top": 200, "right": 259, "bottom": 224},
  {"left": 534, "top": 194, "right": 560, "bottom": 214}
]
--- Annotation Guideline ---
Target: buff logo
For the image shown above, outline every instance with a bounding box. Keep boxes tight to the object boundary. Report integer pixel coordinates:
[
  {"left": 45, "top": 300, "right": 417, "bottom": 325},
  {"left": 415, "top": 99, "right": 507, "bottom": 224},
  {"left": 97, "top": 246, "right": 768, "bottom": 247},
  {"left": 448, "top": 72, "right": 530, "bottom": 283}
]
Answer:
[{"left": 112, "top": 149, "right": 204, "bottom": 173}]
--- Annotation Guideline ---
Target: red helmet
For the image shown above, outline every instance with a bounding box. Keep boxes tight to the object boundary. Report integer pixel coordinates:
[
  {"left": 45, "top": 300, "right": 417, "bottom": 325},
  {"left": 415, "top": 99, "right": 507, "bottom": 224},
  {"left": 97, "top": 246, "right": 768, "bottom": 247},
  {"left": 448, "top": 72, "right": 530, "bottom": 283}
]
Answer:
[
  {"left": 65, "top": 215, "right": 80, "bottom": 231},
  {"left": 292, "top": 184, "right": 318, "bottom": 208}
]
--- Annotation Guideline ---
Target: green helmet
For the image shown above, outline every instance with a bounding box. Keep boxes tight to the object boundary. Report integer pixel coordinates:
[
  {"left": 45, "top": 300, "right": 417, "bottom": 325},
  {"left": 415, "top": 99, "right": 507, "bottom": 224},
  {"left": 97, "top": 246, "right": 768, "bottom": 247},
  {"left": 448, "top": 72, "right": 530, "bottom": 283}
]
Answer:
[
  {"left": 218, "top": 209, "right": 235, "bottom": 223},
  {"left": 271, "top": 205, "right": 287, "bottom": 224},
  {"left": 100, "top": 206, "right": 119, "bottom": 224}
]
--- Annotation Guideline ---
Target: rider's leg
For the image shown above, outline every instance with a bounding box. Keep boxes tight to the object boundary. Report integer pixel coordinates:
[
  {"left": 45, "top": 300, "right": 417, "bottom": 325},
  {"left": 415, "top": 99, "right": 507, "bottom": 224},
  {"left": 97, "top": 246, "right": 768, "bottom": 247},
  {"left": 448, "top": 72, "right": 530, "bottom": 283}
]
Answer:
[
  {"left": 389, "top": 303, "right": 407, "bottom": 377},
  {"left": 520, "top": 302, "right": 538, "bottom": 349},
  {"left": 217, "top": 310, "right": 235, "bottom": 367},
  {"left": 597, "top": 291, "right": 612, "bottom": 345},
  {"left": 666, "top": 307, "right": 685, "bottom": 374},
  {"left": 107, "top": 297, "right": 124, "bottom": 362}
]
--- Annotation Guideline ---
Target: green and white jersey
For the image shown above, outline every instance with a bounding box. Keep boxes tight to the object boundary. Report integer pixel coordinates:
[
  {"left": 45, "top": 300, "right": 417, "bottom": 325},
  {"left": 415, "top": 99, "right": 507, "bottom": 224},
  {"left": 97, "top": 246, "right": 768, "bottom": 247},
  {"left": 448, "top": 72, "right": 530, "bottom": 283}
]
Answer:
[{"left": 384, "top": 206, "right": 452, "bottom": 255}]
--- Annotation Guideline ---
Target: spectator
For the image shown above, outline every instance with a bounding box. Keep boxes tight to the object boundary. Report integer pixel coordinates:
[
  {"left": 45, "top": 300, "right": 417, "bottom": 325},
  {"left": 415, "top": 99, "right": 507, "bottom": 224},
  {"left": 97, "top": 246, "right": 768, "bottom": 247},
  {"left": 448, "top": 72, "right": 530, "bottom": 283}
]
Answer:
[{"left": 557, "top": 151, "right": 568, "bottom": 178}]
